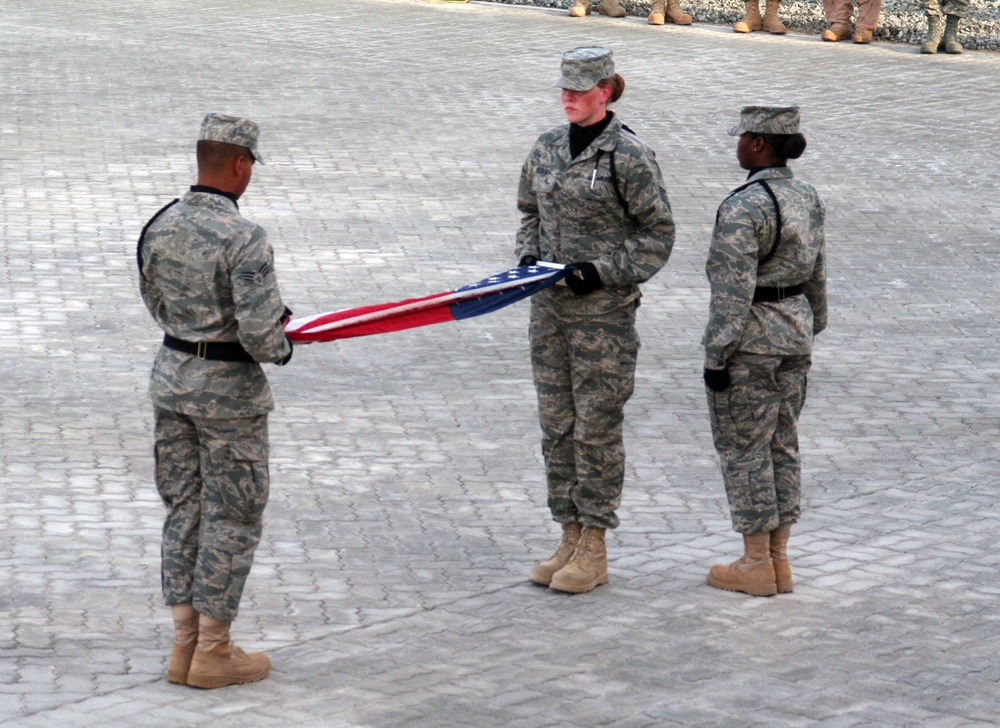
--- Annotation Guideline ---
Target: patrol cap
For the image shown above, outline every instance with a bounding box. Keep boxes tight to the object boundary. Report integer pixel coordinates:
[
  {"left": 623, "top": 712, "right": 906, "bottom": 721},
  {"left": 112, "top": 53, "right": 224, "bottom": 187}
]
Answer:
[
  {"left": 552, "top": 47, "right": 615, "bottom": 91},
  {"left": 728, "top": 105, "right": 801, "bottom": 136},
  {"left": 199, "top": 113, "right": 265, "bottom": 164}
]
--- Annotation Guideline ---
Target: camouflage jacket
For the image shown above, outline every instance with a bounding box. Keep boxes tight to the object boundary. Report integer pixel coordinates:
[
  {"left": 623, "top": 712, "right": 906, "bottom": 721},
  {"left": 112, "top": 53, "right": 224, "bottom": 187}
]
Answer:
[
  {"left": 702, "top": 167, "right": 827, "bottom": 369},
  {"left": 139, "top": 189, "right": 292, "bottom": 418},
  {"left": 515, "top": 115, "right": 675, "bottom": 318}
]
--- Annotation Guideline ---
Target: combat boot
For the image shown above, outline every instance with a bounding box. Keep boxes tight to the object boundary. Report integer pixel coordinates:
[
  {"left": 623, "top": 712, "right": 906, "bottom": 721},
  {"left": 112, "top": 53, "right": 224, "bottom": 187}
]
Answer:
[
  {"left": 664, "top": 0, "right": 693, "bottom": 24},
  {"left": 920, "top": 15, "right": 943, "bottom": 53},
  {"left": 569, "top": 0, "right": 591, "bottom": 16},
  {"left": 550, "top": 526, "right": 609, "bottom": 594},
  {"left": 707, "top": 532, "right": 777, "bottom": 596},
  {"left": 167, "top": 604, "right": 199, "bottom": 685},
  {"left": 597, "top": 0, "right": 627, "bottom": 17},
  {"left": 648, "top": 0, "right": 666, "bottom": 24},
  {"left": 943, "top": 14, "right": 963, "bottom": 53},
  {"left": 762, "top": 0, "right": 786, "bottom": 34},
  {"left": 821, "top": 26, "right": 852, "bottom": 41},
  {"left": 530, "top": 523, "right": 582, "bottom": 586},
  {"left": 769, "top": 524, "right": 793, "bottom": 594},
  {"left": 734, "top": 0, "right": 762, "bottom": 33},
  {"left": 186, "top": 614, "right": 270, "bottom": 689}
]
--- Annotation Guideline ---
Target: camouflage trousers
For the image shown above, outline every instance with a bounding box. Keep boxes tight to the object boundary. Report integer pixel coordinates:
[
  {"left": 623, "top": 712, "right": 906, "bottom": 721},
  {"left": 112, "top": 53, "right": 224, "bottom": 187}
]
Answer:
[
  {"left": 706, "top": 352, "right": 811, "bottom": 535},
  {"left": 919, "top": 0, "right": 967, "bottom": 16},
  {"left": 154, "top": 407, "right": 270, "bottom": 622},
  {"left": 530, "top": 305, "right": 639, "bottom": 530}
]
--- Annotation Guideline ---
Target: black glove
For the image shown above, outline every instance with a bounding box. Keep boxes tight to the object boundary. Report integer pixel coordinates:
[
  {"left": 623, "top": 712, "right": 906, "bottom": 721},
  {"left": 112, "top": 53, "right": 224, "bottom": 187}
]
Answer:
[
  {"left": 565, "top": 262, "right": 603, "bottom": 296},
  {"left": 280, "top": 306, "right": 293, "bottom": 326},
  {"left": 518, "top": 255, "right": 538, "bottom": 267},
  {"left": 703, "top": 366, "right": 730, "bottom": 392},
  {"left": 277, "top": 336, "right": 294, "bottom": 366}
]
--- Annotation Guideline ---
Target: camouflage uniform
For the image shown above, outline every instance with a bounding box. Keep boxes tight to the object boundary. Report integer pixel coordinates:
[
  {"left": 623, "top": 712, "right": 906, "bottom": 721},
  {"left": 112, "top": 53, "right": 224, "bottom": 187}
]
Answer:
[
  {"left": 139, "top": 115, "right": 291, "bottom": 622},
  {"left": 920, "top": 0, "right": 967, "bottom": 17},
  {"left": 517, "top": 107, "right": 675, "bottom": 530},
  {"left": 703, "top": 117, "right": 826, "bottom": 535}
]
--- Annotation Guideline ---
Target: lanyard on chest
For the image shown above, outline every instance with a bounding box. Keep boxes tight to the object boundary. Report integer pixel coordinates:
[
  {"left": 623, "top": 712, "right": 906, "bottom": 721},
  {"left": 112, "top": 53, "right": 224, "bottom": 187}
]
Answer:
[{"left": 717, "top": 179, "right": 783, "bottom": 267}]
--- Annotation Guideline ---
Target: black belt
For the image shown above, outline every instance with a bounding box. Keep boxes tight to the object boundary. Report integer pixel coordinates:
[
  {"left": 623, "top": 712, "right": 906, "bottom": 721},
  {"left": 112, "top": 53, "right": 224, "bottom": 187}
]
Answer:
[
  {"left": 753, "top": 284, "right": 804, "bottom": 303},
  {"left": 162, "top": 334, "right": 255, "bottom": 363}
]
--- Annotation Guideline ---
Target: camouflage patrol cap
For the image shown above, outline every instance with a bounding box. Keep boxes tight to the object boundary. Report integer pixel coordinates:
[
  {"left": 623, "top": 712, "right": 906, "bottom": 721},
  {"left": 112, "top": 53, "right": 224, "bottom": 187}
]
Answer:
[
  {"left": 552, "top": 47, "right": 615, "bottom": 91},
  {"left": 199, "top": 113, "right": 265, "bottom": 164},
  {"left": 728, "top": 105, "right": 801, "bottom": 136}
]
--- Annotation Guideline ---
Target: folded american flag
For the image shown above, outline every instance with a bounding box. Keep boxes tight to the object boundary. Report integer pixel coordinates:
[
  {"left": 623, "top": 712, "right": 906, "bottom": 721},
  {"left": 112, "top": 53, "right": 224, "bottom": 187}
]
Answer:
[{"left": 285, "top": 262, "right": 567, "bottom": 343}]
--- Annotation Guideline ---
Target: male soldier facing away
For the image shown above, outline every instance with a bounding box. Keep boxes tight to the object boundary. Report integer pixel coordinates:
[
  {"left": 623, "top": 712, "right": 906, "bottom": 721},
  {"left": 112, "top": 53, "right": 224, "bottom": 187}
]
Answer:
[{"left": 138, "top": 113, "right": 293, "bottom": 688}]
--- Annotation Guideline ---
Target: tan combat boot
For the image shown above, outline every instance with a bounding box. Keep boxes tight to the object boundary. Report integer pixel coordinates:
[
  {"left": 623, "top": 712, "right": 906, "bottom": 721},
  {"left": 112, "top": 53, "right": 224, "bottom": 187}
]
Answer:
[
  {"left": 597, "top": 0, "right": 627, "bottom": 17},
  {"left": 530, "top": 523, "right": 582, "bottom": 586},
  {"left": 821, "top": 26, "right": 852, "bottom": 41},
  {"left": 769, "top": 524, "right": 793, "bottom": 594},
  {"left": 762, "top": 0, "right": 786, "bottom": 34},
  {"left": 920, "top": 15, "right": 943, "bottom": 53},
  {"left": 707, "top": 532, "right": 777, "bottom": 596},
  {"left": 187, "top": 614, "right": 271, "bottom": 689},
  {"left": 664, "top": 0, "right": 693, "bottom": 24},
  {"left": 734, "top": 0, "right": 762, "bottom": 33},
  {"left": 648, "top": 0, "right": 666, "bottom": 24},
  {"left": 167, "top": 604, "right": 199, "bottom": 685},
  {"left": 853, "top": 28, "right": 874, "bottom": 43},
  {"left": 569, "top": 0, "right": 591, "bottom": 16},
  {"left": 942, "top": 14, "right": 963, "bottom": 53},
  {"left": 550, "top": 526, "right": 609, "bottom": 594}
]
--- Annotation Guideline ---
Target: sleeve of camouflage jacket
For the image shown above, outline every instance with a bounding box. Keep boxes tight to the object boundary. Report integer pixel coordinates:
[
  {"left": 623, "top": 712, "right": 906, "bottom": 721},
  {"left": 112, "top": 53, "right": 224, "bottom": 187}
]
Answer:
[
  {"left": 229, "top": 225, "right": 293, "bottom": 363},
  {"left": 703, "top": 194, "right": 766, "bottom": 369},
  {"left": 515, "top": 153, "right": 541, "bottom": 262},
  {"left": 591, "top": 146, "right": 675, "bottom": 289},
  {"left": 804, "top": 232, "right": 827, "bottom": 336}
]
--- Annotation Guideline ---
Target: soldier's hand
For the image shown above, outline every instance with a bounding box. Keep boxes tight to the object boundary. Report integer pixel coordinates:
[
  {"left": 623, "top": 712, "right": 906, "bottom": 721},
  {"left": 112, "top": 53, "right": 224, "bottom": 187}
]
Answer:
[
  {"left": 518, "top": 255, "right": 538, "bottom": 267},
  {"left": 703, "top": 366, "right": 730, "bottom": 392},
  {"left": 565, "top": 262, "right": 603, "bottom": 296}
]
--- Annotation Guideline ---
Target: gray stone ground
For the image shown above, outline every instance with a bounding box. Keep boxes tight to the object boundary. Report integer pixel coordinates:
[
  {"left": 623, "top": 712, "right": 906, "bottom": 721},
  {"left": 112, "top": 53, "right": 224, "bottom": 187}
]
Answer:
[{"left": 1, "top": 0, "right": 1000, "bottom": 725}]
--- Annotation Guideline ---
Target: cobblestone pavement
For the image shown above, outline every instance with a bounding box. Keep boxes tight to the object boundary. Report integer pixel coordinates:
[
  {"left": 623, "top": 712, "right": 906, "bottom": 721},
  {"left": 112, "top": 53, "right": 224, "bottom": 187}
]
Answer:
[{"left": 2, "top": 0, "right": 1000, "bottom": 725}]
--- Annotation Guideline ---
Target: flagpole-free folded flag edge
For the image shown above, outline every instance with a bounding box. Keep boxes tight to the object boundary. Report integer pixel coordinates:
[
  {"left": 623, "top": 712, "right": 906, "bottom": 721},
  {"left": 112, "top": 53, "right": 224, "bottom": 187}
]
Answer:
[{"left": 285, "top": 262, "right": 567, "bottom": 343}]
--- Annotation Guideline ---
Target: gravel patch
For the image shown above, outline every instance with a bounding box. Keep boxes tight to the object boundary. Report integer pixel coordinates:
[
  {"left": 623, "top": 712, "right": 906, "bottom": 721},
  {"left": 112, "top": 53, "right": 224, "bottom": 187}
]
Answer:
[{"left": 485, "top": 0, "right": 1000, "bottom": 51}]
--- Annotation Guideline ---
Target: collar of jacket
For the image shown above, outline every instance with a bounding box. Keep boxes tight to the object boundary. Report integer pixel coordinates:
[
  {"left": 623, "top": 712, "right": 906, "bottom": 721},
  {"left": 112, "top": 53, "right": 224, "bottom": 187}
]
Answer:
[
  {"left": 558, "top": 114, "right": 624, "bottom": 165},
  {"left": 745, "top": 166, "right": 793, "bottom": 183},
  {"left": 184, "top": 185, "right": 241, "bottom": 212}
]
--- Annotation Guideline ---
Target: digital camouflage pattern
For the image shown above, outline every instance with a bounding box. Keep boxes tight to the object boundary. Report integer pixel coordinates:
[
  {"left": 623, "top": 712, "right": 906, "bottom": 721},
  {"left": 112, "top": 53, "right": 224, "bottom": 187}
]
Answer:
[
  {"left": 140, "top": 189, "right": 291, "bottom": 419},
  {"left": 140, "top": 179, "right": 290, "bottom": 620},
  {"left": 919, "top": 0, "right": 967, "bottom": 17},
  {"left": 517, "top": 115, "right": 674, "bottom": 529},
  {"left": 702, "top": 166, "right": 826, "bottom": 370},
  {"left": 703, "top": 165, "right": 826, "bottom": 534},
  {"left": 552, "top": 46, "right": 615, "bottom": 91},
  {"left": 155, "top": 408, "right": 269, "bottom": 621},
  {"left": 727, "top": 105, "right": 801, "bottom": 137},
  {"left": 707, "top": 353, "right": 810, "bottom": 534},
  {"left": 199, "top": 113, "right": 265, "bottom": 163}
]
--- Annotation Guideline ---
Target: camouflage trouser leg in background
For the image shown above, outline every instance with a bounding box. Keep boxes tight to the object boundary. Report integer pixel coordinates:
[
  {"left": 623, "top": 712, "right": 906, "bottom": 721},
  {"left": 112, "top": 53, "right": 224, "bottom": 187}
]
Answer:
[
  {"left": 919, "top": 0, "right": 967, "bottom": 16},
  {"left": 154, "top": 407, "right": 270, "bottom": 622},
  {"left": 530, "top": 307, "right": 639, "bottom": 530},
  {"left": 706, "top": 353, "right": 811, "bottom": 535}
]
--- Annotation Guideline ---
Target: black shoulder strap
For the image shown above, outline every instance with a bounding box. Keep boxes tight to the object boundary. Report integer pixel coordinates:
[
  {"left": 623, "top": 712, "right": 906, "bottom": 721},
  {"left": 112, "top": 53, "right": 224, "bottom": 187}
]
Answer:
[
  {"left": 137, "top": 198, "right": 179, "bottom": 280},
  {"left": 715, "top": 179, "right": 782, "bottom": 268}
]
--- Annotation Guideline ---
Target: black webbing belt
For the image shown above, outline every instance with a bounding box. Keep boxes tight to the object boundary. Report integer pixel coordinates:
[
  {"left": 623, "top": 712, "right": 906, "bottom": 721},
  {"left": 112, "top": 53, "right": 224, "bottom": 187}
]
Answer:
[
  {"left": 752, "top": 284, "right": 804, "bottom": 303},
  {"left": 162, "top": 334, "right": 255, "bottom": 362}
]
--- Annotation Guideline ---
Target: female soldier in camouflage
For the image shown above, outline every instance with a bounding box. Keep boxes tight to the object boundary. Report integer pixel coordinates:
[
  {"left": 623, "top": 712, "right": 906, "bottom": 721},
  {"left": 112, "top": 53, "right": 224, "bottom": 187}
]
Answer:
[
  {"left": 702, "top": 106, "right": 827, "bottom": 597},
  {"left": 516, "top": 47, "right": 675, "bottom": 594}
]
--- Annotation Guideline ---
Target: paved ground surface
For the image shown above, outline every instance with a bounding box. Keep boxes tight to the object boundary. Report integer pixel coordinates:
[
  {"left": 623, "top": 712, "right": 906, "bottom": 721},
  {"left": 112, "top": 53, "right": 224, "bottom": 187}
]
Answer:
[{"left": 2, "top": 0, "right": 1000, "bottom": 725}]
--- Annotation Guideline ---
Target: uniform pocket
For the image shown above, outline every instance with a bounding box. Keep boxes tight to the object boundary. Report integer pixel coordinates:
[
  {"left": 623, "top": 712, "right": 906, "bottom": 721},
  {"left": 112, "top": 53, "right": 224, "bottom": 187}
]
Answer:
[{"left": 221, "top": 439, "right": 270, "bottom": 524}]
